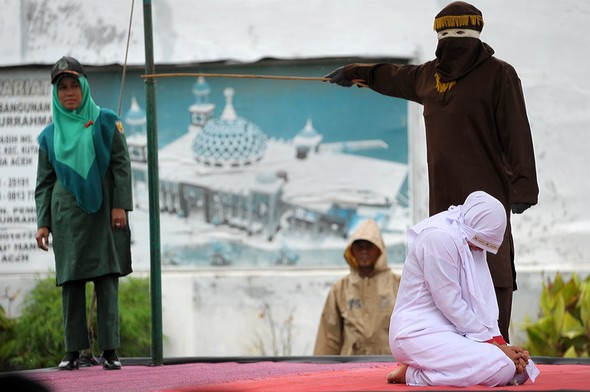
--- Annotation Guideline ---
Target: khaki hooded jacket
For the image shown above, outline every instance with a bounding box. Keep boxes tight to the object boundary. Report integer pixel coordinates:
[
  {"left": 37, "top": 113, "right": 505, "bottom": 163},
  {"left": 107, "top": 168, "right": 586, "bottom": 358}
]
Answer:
[{"left": 314, "top": 219, "right": 401, "bottom": 355}]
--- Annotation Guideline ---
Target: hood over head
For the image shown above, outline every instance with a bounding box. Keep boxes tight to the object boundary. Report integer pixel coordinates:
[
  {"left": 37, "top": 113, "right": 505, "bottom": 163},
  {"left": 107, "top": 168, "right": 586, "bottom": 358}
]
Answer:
[
  {"left": 406, "top": 191, "right": 504, "bottom": 329},
  {"left": 459, "top": 191, "right": 507, "bottom": 254},
  {"left": 344, "top": 219, "right": 388, "bottom": 274},
  {"left": 433, "top": 1, "right": 484, "bottom": 33},
  {"left": 433, "top": 2, "right": 494, "bottom": 93}
]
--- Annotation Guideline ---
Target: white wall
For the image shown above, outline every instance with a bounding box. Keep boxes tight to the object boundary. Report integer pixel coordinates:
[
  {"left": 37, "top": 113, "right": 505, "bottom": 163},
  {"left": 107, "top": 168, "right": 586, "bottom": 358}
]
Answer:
[
  {"left": 160, "top": 269, "right": 349, "bottom": 356},
  {"left": 157, "top": 267, "right": 590, "bottom": 356},
  {"left": 4, "top": 267, "right": 586, "bottom": 357}
]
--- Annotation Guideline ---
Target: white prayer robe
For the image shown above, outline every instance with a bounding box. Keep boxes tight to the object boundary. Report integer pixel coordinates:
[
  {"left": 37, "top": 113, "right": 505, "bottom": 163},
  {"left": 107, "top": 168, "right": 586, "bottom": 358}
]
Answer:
[{"left": 389, "top": 226, "right": 536, "bottom": 386}]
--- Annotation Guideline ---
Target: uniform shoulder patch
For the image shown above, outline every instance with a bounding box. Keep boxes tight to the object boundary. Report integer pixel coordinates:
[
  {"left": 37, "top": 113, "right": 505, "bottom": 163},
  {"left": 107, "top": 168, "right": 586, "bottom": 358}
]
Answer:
[{"left": 116, "top": 121, "right": 125, "bottom": 134}]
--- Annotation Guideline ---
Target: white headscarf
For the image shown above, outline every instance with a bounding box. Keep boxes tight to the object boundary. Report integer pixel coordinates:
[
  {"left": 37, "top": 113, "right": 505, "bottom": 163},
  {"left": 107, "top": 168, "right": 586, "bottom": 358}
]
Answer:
[
  {"left": 408, "top": 191, "right": 506, "bottom": 329},
  {"left": 459, "top": 191, "right": 506, "bottom": 254}
]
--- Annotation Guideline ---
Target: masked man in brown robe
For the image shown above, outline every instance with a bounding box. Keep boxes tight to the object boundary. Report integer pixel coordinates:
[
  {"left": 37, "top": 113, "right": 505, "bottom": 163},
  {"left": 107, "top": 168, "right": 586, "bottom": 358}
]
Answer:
[{"left": 325, "top": 1, "right": 538, "bottom": 342}]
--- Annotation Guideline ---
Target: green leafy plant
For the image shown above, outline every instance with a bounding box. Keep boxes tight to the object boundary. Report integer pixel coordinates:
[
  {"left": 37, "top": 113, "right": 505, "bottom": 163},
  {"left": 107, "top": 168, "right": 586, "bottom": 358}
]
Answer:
[
  {"left": 523, "top": 272, "right": 590, "bottom": 357},
  {"left": 117, "top": 277, "right": 153, "bottom": 357},
  {"left": 0, "top": 305, "right": 18, "bottom": 371},
  {"left": 3, "top": 276, "right": 64, "bottom": 370},
  {"left": 0, "top": 275, "right": 154, "bottom": 371}
]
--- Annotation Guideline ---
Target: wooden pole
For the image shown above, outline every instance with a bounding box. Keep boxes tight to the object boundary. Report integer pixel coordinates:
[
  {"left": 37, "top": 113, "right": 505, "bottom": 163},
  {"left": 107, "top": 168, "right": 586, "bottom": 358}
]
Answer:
[
  {"left": 141, "top": 72, "right": 368, "bottom": 87},
  {"left": 141, "top": 72, "right": 330, "bottom": 81}
]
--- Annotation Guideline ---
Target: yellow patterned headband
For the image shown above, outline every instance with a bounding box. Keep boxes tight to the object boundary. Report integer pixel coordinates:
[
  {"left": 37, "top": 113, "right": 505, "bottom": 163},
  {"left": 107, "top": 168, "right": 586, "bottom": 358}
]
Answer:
[
  {"left": 433, "top": 15, "right": 484, "bottom": 31},
  {"left": 472, "top": 235, "right": 499, "bottom": 251}
]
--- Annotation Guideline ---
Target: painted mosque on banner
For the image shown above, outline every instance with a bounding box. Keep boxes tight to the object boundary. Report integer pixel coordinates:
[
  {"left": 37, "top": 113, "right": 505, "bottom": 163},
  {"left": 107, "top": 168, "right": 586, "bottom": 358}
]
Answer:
[{"left": 124, "top": 77, "right": 409, "bottom": 267}]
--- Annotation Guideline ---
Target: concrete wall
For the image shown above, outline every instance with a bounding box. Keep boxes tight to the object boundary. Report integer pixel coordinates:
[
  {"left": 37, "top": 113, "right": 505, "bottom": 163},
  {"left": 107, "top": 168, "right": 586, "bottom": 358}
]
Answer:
[{"left": 3, "top": 266, "right": 590, "bottom": 357}]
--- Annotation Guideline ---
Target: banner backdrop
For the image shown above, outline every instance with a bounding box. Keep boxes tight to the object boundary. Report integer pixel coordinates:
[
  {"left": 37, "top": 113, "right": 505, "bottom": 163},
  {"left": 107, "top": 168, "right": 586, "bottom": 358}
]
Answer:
[
  {"left": 0, "top": 70, "right": 53, "bottom": 272},
  {"left": 1, "top": 60, "right": 410, "bottom": 274}
]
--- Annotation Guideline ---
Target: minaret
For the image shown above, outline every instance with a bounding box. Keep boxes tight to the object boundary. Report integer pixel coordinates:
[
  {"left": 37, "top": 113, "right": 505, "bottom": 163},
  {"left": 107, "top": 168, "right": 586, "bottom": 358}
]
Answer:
[
  {"left": 293, "top": 118, "right": 323, "bottom": 159},
  {"left": 124, "top": 96, "right": 148, "bottom": 162},
  {"left": 189, "top": 76, "right": 215, "bottom": 130},
  {"left": 220, "top": 87, "right": 237, "bottom": 121},
  {"left": 124, "top": 96, "right": 146, "bottom": 135}
]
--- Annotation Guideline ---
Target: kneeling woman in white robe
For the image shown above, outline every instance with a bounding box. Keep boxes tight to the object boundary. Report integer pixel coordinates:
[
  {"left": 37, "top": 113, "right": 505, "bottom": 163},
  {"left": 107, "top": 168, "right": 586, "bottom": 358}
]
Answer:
[{"left": 388, "top": 191, "right": 539, "bottom": 387}]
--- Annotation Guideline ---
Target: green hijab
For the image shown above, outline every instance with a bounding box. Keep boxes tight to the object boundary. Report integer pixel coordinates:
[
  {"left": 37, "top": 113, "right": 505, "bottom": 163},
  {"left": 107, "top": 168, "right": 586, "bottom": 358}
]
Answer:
[{"left": 52, "top": 76, "right": 101, "bottom": 179}]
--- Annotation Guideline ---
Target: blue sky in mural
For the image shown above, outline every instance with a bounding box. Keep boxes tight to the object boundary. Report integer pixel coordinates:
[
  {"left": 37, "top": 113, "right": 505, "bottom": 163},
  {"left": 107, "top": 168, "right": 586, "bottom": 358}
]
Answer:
[{"left": 89, "top": 60, "right": 408, "bottom": 165}]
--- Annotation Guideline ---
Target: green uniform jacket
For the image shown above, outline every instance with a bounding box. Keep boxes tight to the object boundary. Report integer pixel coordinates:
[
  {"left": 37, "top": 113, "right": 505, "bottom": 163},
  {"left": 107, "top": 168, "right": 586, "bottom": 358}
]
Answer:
[{"left": 35, "top": 109, "right": 133, "bottom": 286}]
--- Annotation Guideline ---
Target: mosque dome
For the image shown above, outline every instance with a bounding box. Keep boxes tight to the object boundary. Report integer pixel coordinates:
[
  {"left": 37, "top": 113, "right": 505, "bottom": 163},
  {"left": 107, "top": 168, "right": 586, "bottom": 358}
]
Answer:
[{"left": 192, "top": 88, "right": 267, "bottom": 168}]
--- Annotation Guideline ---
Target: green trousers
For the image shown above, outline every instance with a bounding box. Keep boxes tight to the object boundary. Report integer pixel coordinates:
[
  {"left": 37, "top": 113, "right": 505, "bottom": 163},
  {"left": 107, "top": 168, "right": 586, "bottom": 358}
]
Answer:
[{"left": 62, "top": 274, "right": 120, "bottom": 352}]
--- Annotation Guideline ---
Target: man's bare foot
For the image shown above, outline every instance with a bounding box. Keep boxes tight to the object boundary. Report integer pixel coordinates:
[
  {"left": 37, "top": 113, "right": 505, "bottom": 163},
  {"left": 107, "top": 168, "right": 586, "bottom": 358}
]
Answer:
[{"left": 386, "top": 364, "right": 408, "bottom": 384}]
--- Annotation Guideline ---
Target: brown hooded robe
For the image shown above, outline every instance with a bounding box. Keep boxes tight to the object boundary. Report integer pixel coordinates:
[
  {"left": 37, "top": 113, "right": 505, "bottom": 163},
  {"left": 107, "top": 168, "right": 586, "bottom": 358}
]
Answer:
[{"left": 338, "top": 45, "right": 538, "bottom": 291}]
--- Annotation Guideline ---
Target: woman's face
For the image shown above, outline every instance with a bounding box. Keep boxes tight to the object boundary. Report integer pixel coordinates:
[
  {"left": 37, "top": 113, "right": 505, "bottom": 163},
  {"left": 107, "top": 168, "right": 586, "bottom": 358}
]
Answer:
[{"left": 57, "top": 76, "right": 82, "bottom": 110}]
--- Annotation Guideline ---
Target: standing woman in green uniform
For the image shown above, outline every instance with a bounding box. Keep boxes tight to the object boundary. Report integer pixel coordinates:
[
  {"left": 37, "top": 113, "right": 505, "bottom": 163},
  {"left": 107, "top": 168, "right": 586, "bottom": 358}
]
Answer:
[{"left": 35, "top": 56, "right": 133, "bottom": 370}]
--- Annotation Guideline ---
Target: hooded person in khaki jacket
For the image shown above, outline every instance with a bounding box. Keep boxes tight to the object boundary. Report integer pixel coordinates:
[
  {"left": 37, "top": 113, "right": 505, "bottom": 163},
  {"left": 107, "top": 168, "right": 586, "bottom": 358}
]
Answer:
[{"left": 314, "top": 219, "right": 401, "bottom": 355}]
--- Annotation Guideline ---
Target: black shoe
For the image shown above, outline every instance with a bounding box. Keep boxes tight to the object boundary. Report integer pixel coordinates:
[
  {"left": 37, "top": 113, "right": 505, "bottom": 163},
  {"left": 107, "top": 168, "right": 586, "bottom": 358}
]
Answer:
[
  {"left": 78, "top": 352, "right": 100, "bottom": 367},
  {"left": 57, "top": 351, "right": 79, "bottom": 370},
  {"left": 101, "top": 351, "right": 122, "bottom": 370}
]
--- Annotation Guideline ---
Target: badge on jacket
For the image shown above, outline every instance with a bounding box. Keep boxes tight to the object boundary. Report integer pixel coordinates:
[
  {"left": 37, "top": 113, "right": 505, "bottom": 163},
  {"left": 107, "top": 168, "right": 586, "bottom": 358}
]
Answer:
[{"left": 116, "top": 121, "right": 125, "bottom": 134}]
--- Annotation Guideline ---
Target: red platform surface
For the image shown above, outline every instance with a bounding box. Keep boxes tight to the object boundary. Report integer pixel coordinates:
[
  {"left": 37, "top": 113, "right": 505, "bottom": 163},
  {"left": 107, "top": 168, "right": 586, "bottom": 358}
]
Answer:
[{"left": 18, "top": 360, "right": 590, "bottom": 392}]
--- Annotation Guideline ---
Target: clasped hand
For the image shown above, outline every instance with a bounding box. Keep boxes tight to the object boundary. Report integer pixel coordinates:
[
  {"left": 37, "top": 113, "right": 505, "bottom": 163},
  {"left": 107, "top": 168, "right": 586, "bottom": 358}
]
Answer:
[{"left": 498, "top": 344, "right": 530, "bottom": 373}]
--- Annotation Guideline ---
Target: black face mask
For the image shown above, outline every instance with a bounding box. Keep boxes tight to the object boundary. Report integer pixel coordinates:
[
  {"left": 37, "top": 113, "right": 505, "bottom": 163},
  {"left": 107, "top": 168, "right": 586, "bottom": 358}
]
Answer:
[{"left": 435, "top": 37, "right": 494, "bottom": 83}]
